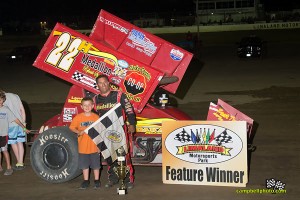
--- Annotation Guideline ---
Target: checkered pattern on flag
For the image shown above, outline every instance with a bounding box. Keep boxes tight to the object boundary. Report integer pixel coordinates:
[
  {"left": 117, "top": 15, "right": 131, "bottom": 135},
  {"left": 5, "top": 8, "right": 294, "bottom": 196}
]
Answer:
[
  {"left": 174, "top": 128, "right": 191, "bottom": 143},
  {"left": 84, "top": 103, "right": 127, "bottom": 165},
  {"left": 214, "top": 129, "right": 232, "bottom": 145}
]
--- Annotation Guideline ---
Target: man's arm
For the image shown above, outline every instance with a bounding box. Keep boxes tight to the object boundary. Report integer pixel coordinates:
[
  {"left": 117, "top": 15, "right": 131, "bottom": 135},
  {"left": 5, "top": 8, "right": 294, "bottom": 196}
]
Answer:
[
  {"left": 120, "top": 93, "right": 136, "bottom": 133},
  {"left": 127, "top": 124, "right": 136, "bottom": 134}
]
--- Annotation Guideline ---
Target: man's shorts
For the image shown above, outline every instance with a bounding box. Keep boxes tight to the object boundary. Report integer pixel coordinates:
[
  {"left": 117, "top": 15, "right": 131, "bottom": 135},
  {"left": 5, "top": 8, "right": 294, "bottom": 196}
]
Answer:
[
  {"left": 79, "top": 153, "right": 101, "bottom": 170},
  {"left": 0, "top": 136, "right": 8, "bottom": 152},
  {"left": 8, "top": 126, "right": 26, "bottom": 144}
]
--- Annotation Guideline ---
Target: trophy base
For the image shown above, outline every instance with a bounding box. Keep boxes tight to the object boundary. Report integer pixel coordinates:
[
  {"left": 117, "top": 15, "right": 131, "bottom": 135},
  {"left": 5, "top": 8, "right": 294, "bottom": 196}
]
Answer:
[{"left": 117, "top": 188, "right": 127, "bottom": 195}]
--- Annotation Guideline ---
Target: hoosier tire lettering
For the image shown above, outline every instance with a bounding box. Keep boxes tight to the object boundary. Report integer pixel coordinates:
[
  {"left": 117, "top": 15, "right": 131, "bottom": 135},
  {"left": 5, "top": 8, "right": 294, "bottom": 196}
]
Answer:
[
  {"left": 39, "top": 133, "right": 69, "bottom": 146},
  {"left": 40, "top": 168, "right": 70, "bottom": 181},
  {"left": 30, "top": 127, "right": 81, "bottom": 183}
]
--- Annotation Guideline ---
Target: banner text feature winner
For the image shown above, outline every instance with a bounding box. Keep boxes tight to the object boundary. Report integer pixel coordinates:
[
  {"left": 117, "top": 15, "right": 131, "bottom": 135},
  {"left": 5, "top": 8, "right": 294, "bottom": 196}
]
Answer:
[{"left": 162, "top": 121, "right": 248, "bottom": 187}]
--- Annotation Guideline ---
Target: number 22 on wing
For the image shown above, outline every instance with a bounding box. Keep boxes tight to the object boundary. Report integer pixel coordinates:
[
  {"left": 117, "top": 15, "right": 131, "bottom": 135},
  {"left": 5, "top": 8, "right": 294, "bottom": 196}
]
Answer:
[{"left": 46, "top": 32, "right": 81, "bottom": 72}]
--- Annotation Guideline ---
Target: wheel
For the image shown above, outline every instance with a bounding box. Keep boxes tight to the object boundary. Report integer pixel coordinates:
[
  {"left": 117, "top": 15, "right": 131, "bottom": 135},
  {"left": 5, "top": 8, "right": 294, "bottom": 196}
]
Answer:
[{"left": 30, "top": 126, "right": 81, "bottom": 183}]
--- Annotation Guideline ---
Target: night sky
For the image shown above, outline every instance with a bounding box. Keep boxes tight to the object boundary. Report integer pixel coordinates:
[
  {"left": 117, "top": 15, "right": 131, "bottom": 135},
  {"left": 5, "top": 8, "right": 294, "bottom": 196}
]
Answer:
[
  {"left": 0, "top": 0, "right": 299, "bottom": 23},
  {"left": 0, "top": 0, "right": 194, "bottom": 22}
]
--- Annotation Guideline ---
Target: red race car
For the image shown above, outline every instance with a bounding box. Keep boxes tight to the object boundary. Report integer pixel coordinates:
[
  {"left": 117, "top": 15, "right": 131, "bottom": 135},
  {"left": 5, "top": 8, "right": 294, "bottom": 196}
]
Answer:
[{"left": 30, "top": 10, "right": 193, "bottom": 183}]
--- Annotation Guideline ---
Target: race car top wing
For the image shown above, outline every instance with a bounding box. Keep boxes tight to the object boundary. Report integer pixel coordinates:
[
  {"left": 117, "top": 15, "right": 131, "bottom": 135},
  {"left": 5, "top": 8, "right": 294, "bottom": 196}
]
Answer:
[
  {"left": 33, "top": 23, "right": 164, "bottom": 113},
  {"left": 89, "top": 9, "right": 193, "bottom": 94}
]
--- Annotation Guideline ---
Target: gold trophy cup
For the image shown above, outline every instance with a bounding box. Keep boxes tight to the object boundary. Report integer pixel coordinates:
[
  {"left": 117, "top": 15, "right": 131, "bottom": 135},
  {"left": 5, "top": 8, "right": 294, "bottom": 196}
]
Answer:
[{"left": 114, "top": 149, "right": 130, "bottom": 195}]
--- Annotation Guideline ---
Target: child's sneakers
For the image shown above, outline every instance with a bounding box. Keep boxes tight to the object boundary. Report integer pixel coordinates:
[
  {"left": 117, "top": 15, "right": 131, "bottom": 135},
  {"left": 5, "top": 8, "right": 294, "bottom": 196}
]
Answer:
[
  {"left": 94, "top": 180, "right": 101, "bottom": 189},
  {"left": 4, "top": 168, "right": 13, "bottom": 175},
  {"left": 78, "top": 180, "right": 101, "bottom": 190},
  {"left": 79, "top": 180, "right": 90, "bottom": 190}
]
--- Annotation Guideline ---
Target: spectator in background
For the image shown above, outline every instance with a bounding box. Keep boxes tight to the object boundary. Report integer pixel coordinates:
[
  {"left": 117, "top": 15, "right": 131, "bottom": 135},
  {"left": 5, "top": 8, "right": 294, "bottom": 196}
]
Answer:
[
  {"left": 0, "top": 91, "right": 29, "bottom": 175},
  {"left": 1, "top": 90, "right": 27, "bottom": 170}
]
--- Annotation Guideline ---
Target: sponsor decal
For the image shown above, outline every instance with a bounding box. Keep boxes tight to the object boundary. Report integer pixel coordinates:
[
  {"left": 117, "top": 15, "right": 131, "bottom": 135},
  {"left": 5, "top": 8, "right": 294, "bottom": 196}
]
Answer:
[
  {"left": 67, "top": 96, "right": 83, "bottom": 104},
  {"left": 63, "top": 107, "right": 76, "bottom": 115},
  {"left": 124, "top": 72, "right": 146, "bottom": 96},
  {"left": 111, "top": 77, "right": 121, "bottom": 85},
  {"left": 118, "top": 60, "right": 129, "bottom": 68},
  {"left": 81, "top": 54, "right": 112, "bottom": 76},
  {"left": 136, "top": 117, "right": 174, "bottom": 134},
  {"left": 112, "top": 65, "right": 127, "bottom": 79},
  {"left": 209, "top": 103, "right": 236, "bottom": 121},
  {"left": 82, "top": 65, "right": 100, "bottom": 78},
  {"left": 99, "top": 16, "right": 129, "bottom": 34},
  {"left": 128, "top": 65, "right": 151, "bottom": 81},
  {"left": 165, "top": 124, "right": 243, "bottom": 164},
  {"left": 105, "top": 130, "right": 123, "bottom": 143},
  {"left": 170, "top": 49, "right": 184, "bottom": 61},
  {"left": 136, "top": 126, "right": 162, "bottom": 134},
  {"left": 96, "top": 103, "right": 116, "bottom": 110},
  {"left": 125, "top": 93, "right": 141, "bottom": 102},
  {"left": 72, "top": 71, "right": 98, "bottom": 89},
  {"left": 63, "top": 114, "right": 72, "bottom": 122},
  {"left": 127, "top": 29, "right": 157, "bottom": 57}
]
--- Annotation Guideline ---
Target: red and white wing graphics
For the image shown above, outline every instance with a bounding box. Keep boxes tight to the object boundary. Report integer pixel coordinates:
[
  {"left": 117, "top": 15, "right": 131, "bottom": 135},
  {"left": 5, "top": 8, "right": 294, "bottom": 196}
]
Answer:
[
  {"left": 33, "top": 23, "right": 164, "bottom": 113},
  {"left": 90, "top": 10, "right": 193, "bottom": 94}
]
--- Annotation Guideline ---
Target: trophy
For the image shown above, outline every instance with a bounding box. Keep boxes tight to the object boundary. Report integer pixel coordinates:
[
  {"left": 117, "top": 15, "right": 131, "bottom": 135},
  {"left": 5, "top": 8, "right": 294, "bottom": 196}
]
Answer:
[{"left": 114, "top": 148, "right": 130, "bottom": 195}]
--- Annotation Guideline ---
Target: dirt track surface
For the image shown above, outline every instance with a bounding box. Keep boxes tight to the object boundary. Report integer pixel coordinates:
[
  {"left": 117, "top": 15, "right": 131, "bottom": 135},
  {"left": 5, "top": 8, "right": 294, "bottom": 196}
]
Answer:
[{"left": 0, "top": 30, "right": 299, "bottom": 199}]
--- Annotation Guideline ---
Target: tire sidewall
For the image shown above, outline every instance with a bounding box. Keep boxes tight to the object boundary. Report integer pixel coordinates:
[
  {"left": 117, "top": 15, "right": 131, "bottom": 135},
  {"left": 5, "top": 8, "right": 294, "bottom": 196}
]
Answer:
[{"left": 30, "top": 127, "right": 81, "bottom": 183}]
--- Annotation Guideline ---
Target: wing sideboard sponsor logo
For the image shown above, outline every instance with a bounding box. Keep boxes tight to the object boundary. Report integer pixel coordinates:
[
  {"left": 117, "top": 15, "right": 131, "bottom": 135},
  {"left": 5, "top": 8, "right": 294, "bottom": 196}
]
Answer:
[{"left": 170, "top": 49, "right": 184, "bottom": 61}]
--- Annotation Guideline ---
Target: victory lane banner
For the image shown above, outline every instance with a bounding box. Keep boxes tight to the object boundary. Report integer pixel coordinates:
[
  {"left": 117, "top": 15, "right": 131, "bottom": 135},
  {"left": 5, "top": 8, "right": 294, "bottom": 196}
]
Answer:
[
  {"left": 162, "top": 121, "right": 248, "bottom": 187},
  {"left": 33, "top": 23, "right": 164, "bottom": 113}
]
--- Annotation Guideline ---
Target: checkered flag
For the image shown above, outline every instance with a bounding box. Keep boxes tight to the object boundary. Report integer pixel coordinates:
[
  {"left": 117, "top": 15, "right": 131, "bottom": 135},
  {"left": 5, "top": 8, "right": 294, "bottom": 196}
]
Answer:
[
  {"left": 85, "top": 103, "right": 127, "bottom": 165},
  {"left": 72, "top": 71, "right": 98, "bottom": 89},
  {"left": 174, "top": 128, "right": 191, "bottom": 143},
  {"left": 214, "top": 129, "right": 232, "bottom": 145}
]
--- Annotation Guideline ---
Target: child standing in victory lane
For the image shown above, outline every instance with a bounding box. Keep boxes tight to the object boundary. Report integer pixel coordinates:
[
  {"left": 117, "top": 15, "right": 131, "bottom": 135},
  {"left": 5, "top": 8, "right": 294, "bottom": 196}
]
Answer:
[{"left": 69, "top": 97, "right": 101, "bottom": 189}]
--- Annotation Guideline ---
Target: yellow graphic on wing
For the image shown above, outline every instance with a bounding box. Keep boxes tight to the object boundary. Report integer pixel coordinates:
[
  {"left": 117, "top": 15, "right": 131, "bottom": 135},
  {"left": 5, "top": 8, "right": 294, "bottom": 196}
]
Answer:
[
  {"left": 87, "top": 50, "right": 118, "bottom": 67},
  {"left": 52, "top": 30, "right": 118, "bottom": 67},
  {"left": 136, "top": 117, "right": 175, "bottom": 134}
]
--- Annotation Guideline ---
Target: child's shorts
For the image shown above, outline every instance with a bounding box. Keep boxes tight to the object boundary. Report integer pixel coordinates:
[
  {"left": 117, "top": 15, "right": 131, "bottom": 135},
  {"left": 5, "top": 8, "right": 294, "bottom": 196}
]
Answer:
[
  {"left": 79, "top": 153, "right": 101, "bottom": 170},
  {"left": 0, "top": 136, "right": 8, "bottom": 152},
  {"left": 8, "top": 126, "right": 26, "bottom": 144}
]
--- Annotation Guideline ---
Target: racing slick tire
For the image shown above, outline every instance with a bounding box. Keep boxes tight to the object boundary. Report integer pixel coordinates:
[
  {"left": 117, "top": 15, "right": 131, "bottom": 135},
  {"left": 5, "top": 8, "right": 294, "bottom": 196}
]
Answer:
[{"left": 30, "top": 126, "right": 81, "bottom": 183}]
